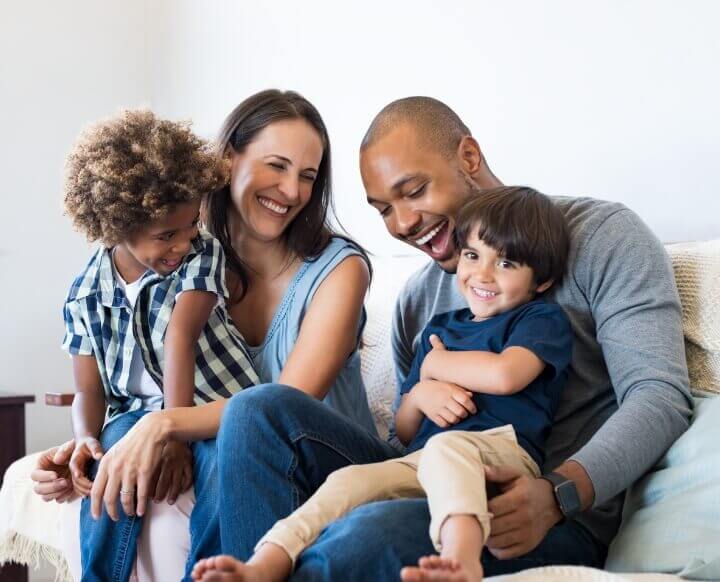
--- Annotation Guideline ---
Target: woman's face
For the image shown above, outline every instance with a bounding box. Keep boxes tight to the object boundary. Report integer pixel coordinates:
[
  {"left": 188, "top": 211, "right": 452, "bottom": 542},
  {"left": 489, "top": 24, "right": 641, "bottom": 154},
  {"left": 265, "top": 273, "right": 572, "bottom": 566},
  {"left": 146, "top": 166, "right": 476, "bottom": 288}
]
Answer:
[{"left": 229, "top": 118, "right": 324, "bottom": 245}]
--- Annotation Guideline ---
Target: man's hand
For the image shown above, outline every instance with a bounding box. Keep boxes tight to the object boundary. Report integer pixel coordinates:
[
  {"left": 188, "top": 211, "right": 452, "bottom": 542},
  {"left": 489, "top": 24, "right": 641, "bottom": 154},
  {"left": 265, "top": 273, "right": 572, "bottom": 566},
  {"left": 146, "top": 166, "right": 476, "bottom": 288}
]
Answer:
[
  {"left": 410, "top": 379, "right": 477, "bottom": 428},
  {"left": 31, "top": 439, "right": 76, "bottom": 503},
  {"left": 484, "top": 464, "right": 562, "bottom": 559},
  {"left": 68, "top": 436, "right": 104, "bottom": 498},
  {"left": 420, "top": 334, "right": 447, "bottom": 380},
  {"left": 151, "top": 441, "right": 193, "bottom": 504}
]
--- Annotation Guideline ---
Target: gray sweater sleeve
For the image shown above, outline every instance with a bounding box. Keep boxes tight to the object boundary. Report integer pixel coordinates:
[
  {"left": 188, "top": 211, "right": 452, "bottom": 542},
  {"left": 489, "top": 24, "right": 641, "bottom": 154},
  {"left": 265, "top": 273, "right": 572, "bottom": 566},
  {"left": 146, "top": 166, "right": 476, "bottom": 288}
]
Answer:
[{"left": 569, "top": 209, "right": 693, "bottom": 507}]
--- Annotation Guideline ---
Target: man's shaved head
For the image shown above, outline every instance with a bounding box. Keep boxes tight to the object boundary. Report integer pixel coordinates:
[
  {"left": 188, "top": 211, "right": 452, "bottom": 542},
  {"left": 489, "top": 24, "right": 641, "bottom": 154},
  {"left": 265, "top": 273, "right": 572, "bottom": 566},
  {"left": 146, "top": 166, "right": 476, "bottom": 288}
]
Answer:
[{"left": 361, "top": 96, "right": 471, "bottom": 159}]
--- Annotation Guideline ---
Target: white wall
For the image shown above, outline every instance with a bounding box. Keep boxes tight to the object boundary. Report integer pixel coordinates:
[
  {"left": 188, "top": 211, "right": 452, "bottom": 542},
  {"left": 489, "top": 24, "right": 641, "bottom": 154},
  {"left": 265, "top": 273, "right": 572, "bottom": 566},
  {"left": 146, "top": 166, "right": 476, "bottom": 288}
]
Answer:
[
  {"left": 2, "top": 0, "right": 719, "bottom": 453},
  {"left": 0, "top": 1, "right": 161, "bottom": 452},
  {"left": 149, "top": 0, "right": 720, "bottom": 254}
]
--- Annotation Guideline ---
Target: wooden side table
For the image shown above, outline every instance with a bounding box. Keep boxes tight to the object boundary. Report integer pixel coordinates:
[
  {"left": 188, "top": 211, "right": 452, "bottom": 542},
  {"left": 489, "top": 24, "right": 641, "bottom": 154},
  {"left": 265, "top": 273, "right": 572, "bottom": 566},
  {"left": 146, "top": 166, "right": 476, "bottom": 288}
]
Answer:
[{"left": 0, "top": 393, "right": 35, "bottom": 582}]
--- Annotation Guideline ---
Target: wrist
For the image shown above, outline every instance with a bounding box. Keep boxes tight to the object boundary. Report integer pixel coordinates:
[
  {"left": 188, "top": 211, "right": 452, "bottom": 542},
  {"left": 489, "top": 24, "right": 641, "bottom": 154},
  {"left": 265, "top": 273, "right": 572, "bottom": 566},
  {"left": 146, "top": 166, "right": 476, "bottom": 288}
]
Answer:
[
  {"left": 143, "top": 410, "right": 175, "bottom": 444},
  {"left": 538, "top": 476, "right": 567, "bottom": 526}
]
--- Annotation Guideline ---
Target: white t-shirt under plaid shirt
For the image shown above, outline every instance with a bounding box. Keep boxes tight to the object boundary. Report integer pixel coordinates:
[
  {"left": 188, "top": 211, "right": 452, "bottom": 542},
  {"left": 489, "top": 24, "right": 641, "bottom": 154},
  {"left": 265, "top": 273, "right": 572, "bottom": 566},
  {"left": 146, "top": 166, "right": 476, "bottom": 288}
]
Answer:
[{"left": 62, "top": 230, "right": 259, "bottom": 421}]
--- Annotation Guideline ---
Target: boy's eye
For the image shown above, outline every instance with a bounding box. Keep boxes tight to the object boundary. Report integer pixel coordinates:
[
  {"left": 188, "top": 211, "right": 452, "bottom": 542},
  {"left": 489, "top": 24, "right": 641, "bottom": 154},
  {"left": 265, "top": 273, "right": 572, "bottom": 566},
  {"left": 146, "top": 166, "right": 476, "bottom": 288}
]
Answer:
[
  {"left": 157, "top": 232, "right": 174, "bottom": 242},
  {"left": 463, "top": 251, "right": 478, "bottom": 260},
  {"left": 497, "top": 259, "right": 515, "bottom": 269}
]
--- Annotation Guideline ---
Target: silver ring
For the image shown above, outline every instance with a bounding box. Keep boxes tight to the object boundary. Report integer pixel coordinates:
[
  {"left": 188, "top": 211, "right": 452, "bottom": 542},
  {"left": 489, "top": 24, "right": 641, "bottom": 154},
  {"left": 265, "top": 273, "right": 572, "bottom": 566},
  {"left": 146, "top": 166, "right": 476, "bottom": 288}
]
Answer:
[{"left": 120, "top": 489, "right": 135, "bottom": 496}]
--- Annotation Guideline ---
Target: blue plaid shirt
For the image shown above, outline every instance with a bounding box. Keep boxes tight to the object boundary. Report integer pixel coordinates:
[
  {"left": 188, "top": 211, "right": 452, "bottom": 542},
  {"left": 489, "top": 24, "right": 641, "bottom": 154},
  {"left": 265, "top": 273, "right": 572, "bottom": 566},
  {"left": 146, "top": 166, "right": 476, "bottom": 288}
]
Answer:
[{"left": 62, "top": 230, "right": 259, "bottom": 420}]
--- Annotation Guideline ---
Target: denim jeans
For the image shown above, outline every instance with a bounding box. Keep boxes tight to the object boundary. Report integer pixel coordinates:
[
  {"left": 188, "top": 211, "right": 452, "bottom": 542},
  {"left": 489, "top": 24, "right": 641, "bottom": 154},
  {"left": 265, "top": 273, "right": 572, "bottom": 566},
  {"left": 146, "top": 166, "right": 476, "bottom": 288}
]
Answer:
[
  {"left": 79, "top": 410, "right": 219, "bottom": 582},
  {"left": 216, "top": 384, "right": 607, "bottom": 581}
]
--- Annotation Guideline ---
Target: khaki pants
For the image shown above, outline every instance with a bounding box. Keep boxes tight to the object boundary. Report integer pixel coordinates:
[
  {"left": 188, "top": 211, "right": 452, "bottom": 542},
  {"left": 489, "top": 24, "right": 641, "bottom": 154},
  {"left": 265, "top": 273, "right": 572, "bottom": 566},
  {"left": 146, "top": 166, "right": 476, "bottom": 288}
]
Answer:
[{"left": 256, "top": 425, "right": 540, "bottom": 564}]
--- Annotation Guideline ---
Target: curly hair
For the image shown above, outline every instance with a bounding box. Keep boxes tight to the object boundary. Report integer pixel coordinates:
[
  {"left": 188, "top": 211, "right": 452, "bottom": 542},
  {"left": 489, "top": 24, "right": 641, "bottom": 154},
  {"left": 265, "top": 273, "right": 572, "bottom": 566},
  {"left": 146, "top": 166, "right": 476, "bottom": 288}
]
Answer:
[{"left": 63, "top": 109, "right": 227, "bottom": 246}]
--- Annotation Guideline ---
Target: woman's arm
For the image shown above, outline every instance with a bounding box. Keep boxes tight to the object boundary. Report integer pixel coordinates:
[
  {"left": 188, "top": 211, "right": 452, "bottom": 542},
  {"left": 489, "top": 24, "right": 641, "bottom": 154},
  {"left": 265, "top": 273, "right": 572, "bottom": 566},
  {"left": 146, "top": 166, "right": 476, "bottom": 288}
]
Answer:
[{"left": 278, "top": 255, "right": 370, "bottom": 399}]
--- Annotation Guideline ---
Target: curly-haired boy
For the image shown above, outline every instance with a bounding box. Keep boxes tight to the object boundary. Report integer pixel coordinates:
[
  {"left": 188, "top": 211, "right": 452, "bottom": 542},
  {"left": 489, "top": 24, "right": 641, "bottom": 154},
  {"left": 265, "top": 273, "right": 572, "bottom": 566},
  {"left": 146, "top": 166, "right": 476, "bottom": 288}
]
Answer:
[{"left": 61, "top": 110, "right": 258, "bottom": 581}]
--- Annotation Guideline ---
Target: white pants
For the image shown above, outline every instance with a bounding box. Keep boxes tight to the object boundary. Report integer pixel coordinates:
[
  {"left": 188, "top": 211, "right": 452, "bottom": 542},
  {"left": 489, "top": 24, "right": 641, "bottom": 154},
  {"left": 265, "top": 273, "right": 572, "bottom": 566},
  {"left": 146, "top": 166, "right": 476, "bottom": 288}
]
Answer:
[{"left": 62, "top": 488, "right": 193, "bottom": 582}]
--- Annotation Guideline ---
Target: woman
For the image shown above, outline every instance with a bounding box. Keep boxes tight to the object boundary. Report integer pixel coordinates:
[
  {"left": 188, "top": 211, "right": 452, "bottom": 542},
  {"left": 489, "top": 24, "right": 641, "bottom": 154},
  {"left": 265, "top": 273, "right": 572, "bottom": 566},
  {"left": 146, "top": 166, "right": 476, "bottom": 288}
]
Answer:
[{"left": 32, "top": 89, "right": 380, "bottom": 581}]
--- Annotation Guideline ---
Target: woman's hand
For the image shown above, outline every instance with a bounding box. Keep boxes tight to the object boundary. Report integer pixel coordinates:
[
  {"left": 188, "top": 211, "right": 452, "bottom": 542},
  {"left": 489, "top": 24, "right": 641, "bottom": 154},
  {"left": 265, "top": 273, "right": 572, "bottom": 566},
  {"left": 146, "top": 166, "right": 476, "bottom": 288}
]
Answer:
[
  {"left": 90, "top": 411, "right": 170, "bottom": 521},
  {"left": 31, "top": 439, "right": 77, "bottom": 503},
  {"left": 68, "top": 436, "right": 104, "bottom": 497},
  {"left": 151, "top": 441, "right": 193, "bottom": 505}
]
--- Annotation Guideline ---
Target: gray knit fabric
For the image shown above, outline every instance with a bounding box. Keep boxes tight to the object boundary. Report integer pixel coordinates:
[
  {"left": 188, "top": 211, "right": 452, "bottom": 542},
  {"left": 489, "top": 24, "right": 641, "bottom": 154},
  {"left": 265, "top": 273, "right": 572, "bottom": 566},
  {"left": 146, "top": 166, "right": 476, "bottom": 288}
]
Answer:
[{"left": 391, "top": 196, "right": 693, "bottom": 547}]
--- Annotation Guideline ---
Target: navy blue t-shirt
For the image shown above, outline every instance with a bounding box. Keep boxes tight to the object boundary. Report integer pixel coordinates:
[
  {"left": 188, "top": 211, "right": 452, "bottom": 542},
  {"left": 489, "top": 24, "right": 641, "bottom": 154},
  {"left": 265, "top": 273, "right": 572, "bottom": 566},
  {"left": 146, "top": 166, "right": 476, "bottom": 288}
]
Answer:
[{"left": 400, "top": 299, "right": 572, "bottom": 467}]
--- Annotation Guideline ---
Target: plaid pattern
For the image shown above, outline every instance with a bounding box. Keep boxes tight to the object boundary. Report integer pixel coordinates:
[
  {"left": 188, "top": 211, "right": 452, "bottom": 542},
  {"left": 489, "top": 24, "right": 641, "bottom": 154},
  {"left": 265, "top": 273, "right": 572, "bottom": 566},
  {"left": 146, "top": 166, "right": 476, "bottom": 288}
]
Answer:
[{"left": 62, "top": 230, "right": 258, "bottom": 420}]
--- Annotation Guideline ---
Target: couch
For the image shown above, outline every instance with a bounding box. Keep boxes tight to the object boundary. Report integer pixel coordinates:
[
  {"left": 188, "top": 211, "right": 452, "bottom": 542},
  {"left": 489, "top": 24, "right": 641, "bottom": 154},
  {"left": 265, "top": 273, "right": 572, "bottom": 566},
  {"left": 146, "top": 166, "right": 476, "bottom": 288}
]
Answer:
[{"left": 2, "top": 239, "right": 719, "bottom": 581}]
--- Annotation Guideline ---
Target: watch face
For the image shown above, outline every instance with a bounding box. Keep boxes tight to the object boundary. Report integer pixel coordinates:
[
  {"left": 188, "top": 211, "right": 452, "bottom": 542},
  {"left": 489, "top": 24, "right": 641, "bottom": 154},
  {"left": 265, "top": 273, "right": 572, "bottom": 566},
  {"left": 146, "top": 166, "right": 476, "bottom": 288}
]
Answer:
[{"left": 556, "top": 481, "right": 581, "bottom": 515}]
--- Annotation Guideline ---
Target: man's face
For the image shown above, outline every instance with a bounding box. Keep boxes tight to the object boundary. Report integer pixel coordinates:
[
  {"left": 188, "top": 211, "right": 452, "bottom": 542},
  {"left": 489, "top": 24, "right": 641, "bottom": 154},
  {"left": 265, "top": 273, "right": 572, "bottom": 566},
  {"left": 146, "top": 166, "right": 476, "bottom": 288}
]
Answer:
[{"left": 361, "top": 125, "right": 475, "bottom": 272}]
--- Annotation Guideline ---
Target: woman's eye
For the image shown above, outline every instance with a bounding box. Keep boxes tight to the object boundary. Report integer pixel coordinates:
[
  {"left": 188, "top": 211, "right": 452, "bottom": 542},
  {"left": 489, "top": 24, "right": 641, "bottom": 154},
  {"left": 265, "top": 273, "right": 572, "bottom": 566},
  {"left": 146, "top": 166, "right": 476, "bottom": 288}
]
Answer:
[
  {"left": 269, "top": 162, "right": 285, "bottom": 171},
  {"left": 301, "top": 173, "right": 316, "bottom": 182}
]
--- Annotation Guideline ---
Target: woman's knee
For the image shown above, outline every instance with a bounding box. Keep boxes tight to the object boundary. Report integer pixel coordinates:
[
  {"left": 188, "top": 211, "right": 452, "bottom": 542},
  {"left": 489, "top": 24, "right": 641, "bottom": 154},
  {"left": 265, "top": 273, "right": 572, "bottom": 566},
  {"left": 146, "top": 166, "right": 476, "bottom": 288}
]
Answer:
[{"left": 222, "top": 383, "right": 298, "bottom": 424}]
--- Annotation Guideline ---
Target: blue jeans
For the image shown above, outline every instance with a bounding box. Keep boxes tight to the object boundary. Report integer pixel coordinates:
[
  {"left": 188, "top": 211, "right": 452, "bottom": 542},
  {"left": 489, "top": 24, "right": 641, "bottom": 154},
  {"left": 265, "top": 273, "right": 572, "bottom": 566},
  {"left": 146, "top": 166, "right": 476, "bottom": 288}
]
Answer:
[
  {"left": 79, "top": 410, "right": 219, "bottom": 582},
  {"left": 216, "top": 384, "right": 607, "bottom": 581}
]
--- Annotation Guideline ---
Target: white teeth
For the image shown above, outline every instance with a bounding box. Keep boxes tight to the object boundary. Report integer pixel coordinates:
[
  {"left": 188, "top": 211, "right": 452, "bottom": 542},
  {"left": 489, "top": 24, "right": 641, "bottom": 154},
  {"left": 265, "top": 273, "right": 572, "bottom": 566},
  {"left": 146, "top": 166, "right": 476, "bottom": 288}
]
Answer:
[
  {"left": 472, "top": 287, "right": 497, "bottom": 298},
  {"left": 258, "top": 197, "right": 289, "bottom": 215},
  {"left": 416, "top": 222, "right": 445, "bottom": 246}
]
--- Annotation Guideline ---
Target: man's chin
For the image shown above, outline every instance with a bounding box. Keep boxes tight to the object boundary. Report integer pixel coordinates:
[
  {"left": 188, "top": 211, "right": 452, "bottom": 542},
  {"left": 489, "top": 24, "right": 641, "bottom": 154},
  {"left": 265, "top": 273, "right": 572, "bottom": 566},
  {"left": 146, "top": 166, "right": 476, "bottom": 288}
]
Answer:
[{"left": 433, "top": 253, "right": 459, "bottom": 274}]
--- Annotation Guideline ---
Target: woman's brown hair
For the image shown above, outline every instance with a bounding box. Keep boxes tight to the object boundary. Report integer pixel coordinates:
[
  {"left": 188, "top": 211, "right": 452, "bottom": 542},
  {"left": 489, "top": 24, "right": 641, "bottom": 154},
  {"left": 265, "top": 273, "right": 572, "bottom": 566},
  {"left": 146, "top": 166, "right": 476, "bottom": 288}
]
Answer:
[{"left": 205, "top": 89, "right": 369, "bottom": 300}]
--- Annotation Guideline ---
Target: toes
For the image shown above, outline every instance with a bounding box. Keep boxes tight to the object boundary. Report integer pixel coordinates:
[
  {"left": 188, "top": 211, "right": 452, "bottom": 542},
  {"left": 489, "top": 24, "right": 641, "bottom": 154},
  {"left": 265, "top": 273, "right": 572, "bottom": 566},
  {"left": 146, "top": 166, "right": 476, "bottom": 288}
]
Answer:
[
  {"left": 401, "top": 566, "right": 428, "bottom": 582},
  {"left": 213, "top": 555, "right": 244, "bottom": 573}
]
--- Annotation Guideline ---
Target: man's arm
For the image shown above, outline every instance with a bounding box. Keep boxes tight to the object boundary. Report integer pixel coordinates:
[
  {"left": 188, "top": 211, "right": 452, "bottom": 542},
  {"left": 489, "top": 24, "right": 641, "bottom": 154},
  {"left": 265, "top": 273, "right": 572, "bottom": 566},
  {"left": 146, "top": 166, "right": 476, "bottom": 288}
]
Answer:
[{"left": 567, "top": 209, "right": 692, "bottom": 506}]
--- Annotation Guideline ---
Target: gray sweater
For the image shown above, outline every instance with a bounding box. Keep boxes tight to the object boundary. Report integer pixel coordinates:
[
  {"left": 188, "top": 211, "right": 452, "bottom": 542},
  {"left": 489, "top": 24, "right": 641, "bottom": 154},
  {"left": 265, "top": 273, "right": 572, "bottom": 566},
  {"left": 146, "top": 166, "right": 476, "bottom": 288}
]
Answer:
[{"left": 391, "top": 196, "right": 693, "bottom": 547}]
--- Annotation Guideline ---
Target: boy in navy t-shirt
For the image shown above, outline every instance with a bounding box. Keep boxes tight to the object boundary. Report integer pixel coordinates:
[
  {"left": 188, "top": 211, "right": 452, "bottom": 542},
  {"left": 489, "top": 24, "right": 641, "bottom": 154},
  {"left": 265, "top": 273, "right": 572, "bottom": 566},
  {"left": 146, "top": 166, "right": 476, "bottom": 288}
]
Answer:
[{"left": 192, "top": 186, "right": 571, "bottom": 582}]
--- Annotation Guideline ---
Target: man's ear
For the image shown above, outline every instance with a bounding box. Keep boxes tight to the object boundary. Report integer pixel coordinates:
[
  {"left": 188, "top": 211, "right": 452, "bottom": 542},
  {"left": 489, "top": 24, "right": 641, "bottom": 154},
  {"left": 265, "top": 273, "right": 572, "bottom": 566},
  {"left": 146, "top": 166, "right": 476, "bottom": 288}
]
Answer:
[
  {"left": 536, "top": 279, "right": 554, "bottom": 294},
  {"left": 457, "top": 136, "right": 484, "bottom": 177}
]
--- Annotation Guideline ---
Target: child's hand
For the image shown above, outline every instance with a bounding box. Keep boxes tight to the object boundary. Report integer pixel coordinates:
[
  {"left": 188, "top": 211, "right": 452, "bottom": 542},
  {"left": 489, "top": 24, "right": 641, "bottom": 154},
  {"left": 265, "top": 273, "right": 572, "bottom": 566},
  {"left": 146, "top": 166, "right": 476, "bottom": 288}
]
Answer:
[
  {"left": 410, "top": 379, "right": 477, "bottom": 428},
  {"left": 420, "top": 334, "right": 447, "bottom": 380},
  {"left": 69, "top": 436, "right": 104, "bottom": 497},
  {"left": 151, "top": 441, "right": 193, "bottom": 505},
  {"left": 31, "top": 439, "right": 76, "bottom": 503}
]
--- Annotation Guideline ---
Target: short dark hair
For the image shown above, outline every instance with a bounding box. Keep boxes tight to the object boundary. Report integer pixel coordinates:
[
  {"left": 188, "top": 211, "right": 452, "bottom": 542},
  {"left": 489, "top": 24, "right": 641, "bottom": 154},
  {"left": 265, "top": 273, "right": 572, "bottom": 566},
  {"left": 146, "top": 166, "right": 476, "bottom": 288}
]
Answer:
[
  {"left": 360, "top": 96, "right": 470, "bottom": 159},
  {"left": 454, "top": 186, "right": 570, "bottom": 286}
]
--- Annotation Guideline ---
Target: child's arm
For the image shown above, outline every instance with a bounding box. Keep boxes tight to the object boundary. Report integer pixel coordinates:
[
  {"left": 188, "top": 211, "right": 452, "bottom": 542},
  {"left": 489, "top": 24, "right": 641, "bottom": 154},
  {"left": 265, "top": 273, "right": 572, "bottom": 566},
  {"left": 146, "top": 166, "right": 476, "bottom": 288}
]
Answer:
[
  {"left": 163, "top": 290, "right": 217, "bottom": 408},
  {"left": 395, "top": 380, "right": 477, "bottom": 446},
  {"left": 421, "top": 334, "right": 546, "bottom": 395},
  {"left": 68, "top": 355, "right": 106, "bottom": 496}
]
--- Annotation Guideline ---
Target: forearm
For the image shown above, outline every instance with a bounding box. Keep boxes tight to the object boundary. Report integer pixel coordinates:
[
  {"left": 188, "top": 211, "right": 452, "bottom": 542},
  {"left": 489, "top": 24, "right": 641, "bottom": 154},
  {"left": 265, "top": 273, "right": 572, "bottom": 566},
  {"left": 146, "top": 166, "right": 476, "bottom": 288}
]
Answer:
[
  {"left": 569, "top": 383, "right": 691, "bottom": 507},
  {"left": 394, "top": 394, "right": 424, "bottom": 445},
  {"left": 71, "top": 391, "right": 105, "bottom": 439},
  {"left": 159, "top": 399, "right": 227, "bottom": 442},
  {"left": 424, "top": 350, "right": 532, "bottom": 395},
  {"left": 163, "top": 334, "right": 197, "bottom": 408}
]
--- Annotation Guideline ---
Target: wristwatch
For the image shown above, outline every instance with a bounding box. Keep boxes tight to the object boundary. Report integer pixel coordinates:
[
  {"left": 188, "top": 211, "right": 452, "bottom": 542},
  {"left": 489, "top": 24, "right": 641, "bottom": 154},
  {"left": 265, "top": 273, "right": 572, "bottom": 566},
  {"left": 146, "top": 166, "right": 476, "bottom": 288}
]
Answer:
[{"left": 541, "top": 472, "right": 581, "bottom": 521}]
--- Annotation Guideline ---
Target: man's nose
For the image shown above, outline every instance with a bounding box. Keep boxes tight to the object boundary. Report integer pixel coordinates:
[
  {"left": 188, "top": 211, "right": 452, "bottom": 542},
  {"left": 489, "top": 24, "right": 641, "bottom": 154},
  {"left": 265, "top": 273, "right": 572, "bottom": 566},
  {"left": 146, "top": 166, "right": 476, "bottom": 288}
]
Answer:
[{"left": 394, "top": 206, "right": 422, "bottom": 238}]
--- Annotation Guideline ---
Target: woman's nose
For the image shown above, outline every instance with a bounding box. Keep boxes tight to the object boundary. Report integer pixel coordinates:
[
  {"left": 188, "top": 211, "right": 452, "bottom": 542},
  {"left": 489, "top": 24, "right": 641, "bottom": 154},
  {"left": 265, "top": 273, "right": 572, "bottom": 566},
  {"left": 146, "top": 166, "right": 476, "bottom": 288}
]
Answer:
[{"left": 278, "top": 173, "right": 301, "bottom": 202}]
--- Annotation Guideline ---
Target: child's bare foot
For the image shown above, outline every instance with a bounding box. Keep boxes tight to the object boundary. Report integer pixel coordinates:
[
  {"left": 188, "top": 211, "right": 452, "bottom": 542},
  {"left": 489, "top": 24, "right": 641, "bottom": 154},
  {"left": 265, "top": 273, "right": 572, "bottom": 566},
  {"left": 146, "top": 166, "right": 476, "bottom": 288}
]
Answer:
[
  {"left": 400, "top": 555, "right": 484, "bottom": 582},
  {"left": 191, "top": 555, "right": 263, "bottom": 582}
]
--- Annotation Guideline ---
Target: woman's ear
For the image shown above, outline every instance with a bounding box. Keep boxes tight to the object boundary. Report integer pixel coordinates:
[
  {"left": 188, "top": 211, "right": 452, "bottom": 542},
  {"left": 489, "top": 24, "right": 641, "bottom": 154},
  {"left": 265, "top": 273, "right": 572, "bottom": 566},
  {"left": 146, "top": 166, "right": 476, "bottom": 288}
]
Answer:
[{"left": 536, "top": 279, "right": 554, "bottom": 294}]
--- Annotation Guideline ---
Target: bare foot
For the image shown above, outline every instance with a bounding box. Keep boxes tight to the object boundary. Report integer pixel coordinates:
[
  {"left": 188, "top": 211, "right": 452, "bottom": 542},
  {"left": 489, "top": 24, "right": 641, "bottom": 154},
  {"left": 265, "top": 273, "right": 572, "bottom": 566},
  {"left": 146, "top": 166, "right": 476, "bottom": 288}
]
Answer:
[
  {"left": 191, "top": 555, "right": 264, "bottom": 582},
  {"left": 400, "top": 555, "right": 483, "bottom": 582}
]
